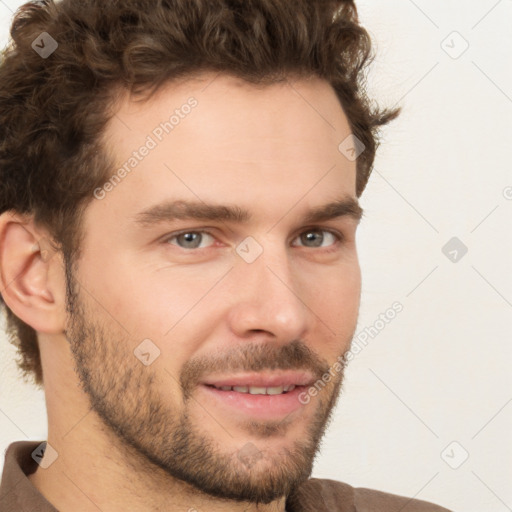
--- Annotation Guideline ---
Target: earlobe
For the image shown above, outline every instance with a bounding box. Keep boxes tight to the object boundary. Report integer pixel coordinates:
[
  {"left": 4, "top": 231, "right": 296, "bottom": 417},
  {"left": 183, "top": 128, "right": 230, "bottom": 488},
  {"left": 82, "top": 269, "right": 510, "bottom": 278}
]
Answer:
[{"left": 0, "top": 212, "right": 66, "bottom": 334}]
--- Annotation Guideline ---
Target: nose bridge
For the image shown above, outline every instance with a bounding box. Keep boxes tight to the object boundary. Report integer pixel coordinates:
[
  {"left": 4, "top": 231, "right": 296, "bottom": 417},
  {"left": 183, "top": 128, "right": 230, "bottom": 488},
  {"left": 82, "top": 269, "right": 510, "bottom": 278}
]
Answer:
[{"left": 227, "top": 240, "right": 310, "bottom": 339}]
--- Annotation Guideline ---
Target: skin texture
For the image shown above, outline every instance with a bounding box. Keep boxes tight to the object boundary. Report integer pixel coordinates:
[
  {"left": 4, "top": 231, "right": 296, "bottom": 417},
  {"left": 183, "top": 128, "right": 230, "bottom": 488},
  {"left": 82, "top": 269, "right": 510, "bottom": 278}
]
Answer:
[{"left": 0, "top": 73, "right": 362, "bottom": 511}]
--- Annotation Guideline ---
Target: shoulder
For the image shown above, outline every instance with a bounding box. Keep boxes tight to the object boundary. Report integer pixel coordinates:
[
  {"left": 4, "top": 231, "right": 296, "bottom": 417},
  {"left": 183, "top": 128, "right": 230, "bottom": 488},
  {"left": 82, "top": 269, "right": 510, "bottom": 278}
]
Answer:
[
  {"left": 353, "top": 482, "right": 453, "bottom": 511},
  {"left": 287, "top": 477, "right": 453, "bottom": 512}
]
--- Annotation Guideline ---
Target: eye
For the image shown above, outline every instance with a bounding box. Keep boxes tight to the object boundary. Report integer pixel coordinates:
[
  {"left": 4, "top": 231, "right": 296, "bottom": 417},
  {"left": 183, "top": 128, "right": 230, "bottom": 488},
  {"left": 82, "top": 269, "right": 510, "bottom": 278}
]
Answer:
[
  {"left": 292, "top": 228, "right": 342, "bottom": 250},
  {"left": 163, "top": 228, "right": 343, "bottom": 252},
  {"left": 165, "top": 230, "right": 216, "bottom": 250}
]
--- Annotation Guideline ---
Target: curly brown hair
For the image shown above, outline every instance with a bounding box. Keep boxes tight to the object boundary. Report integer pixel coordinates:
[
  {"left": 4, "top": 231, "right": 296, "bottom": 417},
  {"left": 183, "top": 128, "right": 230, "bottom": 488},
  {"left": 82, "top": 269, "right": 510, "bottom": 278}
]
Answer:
[{"left": 0, "top": 0, "right": 400, "bottom": 387}]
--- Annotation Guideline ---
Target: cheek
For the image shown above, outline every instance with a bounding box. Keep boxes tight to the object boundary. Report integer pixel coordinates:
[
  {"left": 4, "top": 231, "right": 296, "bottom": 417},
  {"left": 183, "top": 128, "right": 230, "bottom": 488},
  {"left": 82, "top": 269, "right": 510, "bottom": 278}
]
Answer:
[
  {"left": 304, "top": 259, "right": 361, "bottom": 340},
  {"left": 91, "top": 252, "right": 214, "bottom": 331},
  {"left": 80, "top": 237, "right": 360, "bottom": 367},
  {"left": 103, "top": 259, "right": 231, "bottom": 367}
]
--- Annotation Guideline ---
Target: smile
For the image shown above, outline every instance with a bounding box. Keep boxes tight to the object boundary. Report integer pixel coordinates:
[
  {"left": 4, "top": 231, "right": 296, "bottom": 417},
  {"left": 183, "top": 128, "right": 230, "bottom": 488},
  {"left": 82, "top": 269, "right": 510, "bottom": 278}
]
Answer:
[{"left": 206, "top": 384, "right": 297, "bottom": 395}]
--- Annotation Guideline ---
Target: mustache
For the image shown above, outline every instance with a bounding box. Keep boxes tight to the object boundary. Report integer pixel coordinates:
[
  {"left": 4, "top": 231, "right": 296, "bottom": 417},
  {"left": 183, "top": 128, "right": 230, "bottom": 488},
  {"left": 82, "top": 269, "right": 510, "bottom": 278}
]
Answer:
[{"left": 179, "top": 340, "right": 334, "bottom": 397}]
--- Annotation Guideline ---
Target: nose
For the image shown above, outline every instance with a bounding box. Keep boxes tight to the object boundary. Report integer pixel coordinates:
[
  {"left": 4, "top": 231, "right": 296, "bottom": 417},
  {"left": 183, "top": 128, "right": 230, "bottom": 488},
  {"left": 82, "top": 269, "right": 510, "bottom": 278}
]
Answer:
[{"left": 226, "top": 249, "right": 311, "bottom": 342}]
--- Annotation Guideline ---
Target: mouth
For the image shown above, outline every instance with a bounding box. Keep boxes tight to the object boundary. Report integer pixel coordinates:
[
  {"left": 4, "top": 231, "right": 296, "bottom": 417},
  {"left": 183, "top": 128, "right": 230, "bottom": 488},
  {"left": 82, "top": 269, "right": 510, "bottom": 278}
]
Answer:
[
  {"left": 204, "top": 384, "right": 297, "bottom": 395},
  {"left": 202, "top": 370, "right": 315, "bottom": 389},
  {"left": 199, "top": 371, "right": 315, "bottom": 419}
]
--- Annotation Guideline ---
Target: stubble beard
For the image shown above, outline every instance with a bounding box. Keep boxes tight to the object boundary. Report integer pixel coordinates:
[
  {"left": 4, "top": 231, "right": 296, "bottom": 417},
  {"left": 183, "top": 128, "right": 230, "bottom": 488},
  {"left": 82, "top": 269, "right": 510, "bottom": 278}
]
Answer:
[{"left": 64, "top": 259, "right": 349, "bottom": 504}]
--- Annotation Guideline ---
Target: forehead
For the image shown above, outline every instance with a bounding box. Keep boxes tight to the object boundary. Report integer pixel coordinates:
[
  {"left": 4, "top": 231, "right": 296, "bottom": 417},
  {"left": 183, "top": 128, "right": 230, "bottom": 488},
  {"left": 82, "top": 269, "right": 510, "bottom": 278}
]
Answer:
[
  {"left": 95, "top": 73, "right": 357, "bottom": 225},
  {"left": 105, "top": 72, "right": 352, "bottom": 159}
]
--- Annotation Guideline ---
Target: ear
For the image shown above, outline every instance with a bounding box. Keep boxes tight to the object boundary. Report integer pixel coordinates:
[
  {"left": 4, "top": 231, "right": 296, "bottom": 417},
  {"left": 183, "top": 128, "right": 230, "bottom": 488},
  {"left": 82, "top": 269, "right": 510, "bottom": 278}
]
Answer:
[{"left": 0, "top": 212, "right": 66, "bottom": 334}]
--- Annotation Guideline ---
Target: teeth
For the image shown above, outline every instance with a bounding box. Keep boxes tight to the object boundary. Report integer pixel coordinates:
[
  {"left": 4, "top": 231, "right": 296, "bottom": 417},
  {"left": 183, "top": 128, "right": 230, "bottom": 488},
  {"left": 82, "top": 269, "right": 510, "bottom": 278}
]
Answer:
[
  {"left": 214, "top": 384, "right": 297, "bottom": 395},
  {"left": 265, "top": 386, "right": 284, "bottom": 395},
  {"left": 249, "top": 386, "right": 273, "bottom": 395}
]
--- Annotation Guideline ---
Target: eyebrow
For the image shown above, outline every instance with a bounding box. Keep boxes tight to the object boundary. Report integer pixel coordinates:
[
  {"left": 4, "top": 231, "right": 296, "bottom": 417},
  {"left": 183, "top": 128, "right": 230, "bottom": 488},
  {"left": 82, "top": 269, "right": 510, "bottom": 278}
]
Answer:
[{"left": 134, "top": 196, "right": 363, "bottom": 227}]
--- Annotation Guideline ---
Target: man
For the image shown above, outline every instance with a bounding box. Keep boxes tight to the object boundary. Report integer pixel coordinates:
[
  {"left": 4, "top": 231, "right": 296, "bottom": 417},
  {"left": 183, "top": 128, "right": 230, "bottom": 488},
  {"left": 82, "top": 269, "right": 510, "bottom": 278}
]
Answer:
[{"left": 0, "top": 0, "right": 452, "bottom": 510}]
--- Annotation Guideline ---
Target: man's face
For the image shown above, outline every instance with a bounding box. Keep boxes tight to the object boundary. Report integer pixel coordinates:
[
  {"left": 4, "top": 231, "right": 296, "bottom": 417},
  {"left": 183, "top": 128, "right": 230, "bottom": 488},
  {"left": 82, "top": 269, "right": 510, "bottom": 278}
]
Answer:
[{"left": 65, "top": 74, "right": 361, "bottom": 504}]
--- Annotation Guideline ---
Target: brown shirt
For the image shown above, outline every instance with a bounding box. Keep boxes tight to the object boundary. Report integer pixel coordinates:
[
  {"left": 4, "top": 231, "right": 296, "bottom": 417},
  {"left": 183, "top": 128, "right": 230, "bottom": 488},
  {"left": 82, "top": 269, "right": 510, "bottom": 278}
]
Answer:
[{"left": 0, "top": 441, "right": 452, "bottom": 511}]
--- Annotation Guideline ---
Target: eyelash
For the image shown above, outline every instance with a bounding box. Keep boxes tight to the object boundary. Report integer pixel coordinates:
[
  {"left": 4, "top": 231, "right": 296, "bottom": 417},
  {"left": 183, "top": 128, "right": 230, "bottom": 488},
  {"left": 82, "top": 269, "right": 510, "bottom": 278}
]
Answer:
[{"left": 163, "top": 227, "right": 345, "bottom": 253}]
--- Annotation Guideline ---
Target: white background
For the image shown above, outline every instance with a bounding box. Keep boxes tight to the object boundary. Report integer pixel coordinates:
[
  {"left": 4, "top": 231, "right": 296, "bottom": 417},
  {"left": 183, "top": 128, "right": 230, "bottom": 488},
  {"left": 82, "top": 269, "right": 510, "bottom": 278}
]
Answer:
[{"left": 1, "top": 1, "right": 511, "bottom": 511}]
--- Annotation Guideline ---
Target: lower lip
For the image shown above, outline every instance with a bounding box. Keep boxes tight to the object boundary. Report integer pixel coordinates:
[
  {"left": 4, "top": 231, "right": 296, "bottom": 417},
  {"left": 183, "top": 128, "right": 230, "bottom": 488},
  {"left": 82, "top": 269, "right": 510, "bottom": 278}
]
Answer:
[{"left": 199, "top": 384, "right": 308, "bottom": 419}]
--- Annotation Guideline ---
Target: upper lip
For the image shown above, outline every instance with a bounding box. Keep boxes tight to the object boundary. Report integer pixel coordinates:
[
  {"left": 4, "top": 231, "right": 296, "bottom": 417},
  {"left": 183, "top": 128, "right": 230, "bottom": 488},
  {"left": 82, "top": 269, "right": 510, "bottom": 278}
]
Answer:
[{"left": 202, "top": 371, "right": 316, "bottom": 389}]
